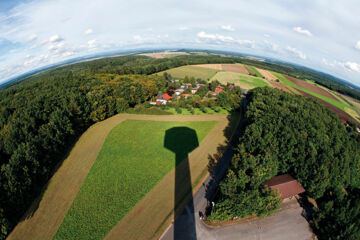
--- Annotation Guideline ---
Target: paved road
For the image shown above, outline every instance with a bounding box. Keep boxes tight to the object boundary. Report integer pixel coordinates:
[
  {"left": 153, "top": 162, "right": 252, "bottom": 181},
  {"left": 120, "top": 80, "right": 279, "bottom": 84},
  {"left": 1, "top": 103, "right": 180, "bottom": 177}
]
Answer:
[{"left": 160, "top": 95, "right": 314, "bottom": 240}]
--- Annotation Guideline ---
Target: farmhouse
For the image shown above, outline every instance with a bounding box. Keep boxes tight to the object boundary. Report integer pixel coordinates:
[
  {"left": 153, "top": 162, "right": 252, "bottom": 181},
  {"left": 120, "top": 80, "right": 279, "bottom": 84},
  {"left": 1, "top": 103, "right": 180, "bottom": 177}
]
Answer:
[
  {"left": 155, "top": 93, "right": 172, "bottom": 105},
  {"left": 264, "top": 174, "right": 305, "bottom": 200}
]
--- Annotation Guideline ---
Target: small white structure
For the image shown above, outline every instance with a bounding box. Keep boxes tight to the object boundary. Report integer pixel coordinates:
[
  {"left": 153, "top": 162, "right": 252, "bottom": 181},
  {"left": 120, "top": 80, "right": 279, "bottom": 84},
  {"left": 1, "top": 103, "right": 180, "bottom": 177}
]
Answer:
[
  {"left": 357, "top": 128, "right": 360, "bottom": 133},
  {"left": 191, "top": 88, "right": 198, "bottom": 94},
  {"left": 175, "top": 89, "right": 184, "bottom": 95},
  {"left": 150, "top": 101, "right": 157, "bottom": 105}
]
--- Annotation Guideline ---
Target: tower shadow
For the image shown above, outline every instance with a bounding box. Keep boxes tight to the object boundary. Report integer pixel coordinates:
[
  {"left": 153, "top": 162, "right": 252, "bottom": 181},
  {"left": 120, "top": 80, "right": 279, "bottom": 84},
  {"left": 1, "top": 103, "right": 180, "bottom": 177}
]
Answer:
[{"left": 164, "top": 127, "right": 199, "bottom": 240}]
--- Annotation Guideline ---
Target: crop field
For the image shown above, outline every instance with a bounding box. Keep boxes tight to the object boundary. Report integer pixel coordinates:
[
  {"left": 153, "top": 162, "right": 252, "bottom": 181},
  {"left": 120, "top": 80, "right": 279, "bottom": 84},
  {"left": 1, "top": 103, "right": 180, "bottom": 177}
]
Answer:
[
  {"left": 53, "top": 119, "right": 217, "bottom": 240},
  {"left": 221, "top": 64, "right": 249, "bottom": 74},
  {"left": 210, "top": 71, "right": 270, "bottom": 89},
  {"left": 244, "top": 65, "right": 263, "bottom": 78},
  {"left": 255, "top": 68, "right": 277, "bottom": 81},
  {"left": 157, "top": 65, "right": 219, "bottom": 80}
]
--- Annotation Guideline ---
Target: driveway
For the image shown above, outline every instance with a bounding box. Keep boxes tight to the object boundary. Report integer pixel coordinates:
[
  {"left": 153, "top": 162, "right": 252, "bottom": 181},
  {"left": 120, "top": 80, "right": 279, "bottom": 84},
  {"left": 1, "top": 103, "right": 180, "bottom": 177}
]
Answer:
[{"left": 160, "top": 198, "right": 314, "bottom": 240}]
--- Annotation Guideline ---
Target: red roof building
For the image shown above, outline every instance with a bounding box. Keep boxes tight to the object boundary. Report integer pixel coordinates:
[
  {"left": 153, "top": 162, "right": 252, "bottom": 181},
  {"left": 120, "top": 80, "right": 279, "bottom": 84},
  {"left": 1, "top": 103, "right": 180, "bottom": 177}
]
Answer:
[
  {"left": 341, "top": 119, "right": 347, "bottom": 124},
  {"left": 264, "top": 174, "right": 305, "bottom": 199},
  {"left": 162, "top": 93, "right": 172, "bottom": 101},
  {"left": 215, "top": 88, "right": 223, "bottom": 93}
]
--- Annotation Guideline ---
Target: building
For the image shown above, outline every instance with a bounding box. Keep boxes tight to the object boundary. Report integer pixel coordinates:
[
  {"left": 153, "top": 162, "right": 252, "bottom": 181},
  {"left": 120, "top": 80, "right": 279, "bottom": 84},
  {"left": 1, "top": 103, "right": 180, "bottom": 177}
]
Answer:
[
  {"left": 191, "top": 88, "right": 198, "bottom": 94},
  {"left": 155, "top": 93, "right": 172, "bottom": 105},
  {"left": 175, "top": 89, "right": 184, "bottom": 95},
  {"left": 264, "top": 174, "right": 305, "bottom": 199},
  {"left": 215, "top": 88, "right": 223, "bottom": 94}
]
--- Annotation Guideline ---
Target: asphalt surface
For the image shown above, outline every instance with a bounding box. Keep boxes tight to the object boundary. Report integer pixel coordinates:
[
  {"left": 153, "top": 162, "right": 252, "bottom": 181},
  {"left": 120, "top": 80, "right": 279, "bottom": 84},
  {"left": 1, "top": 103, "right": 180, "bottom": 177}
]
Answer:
[{"left": 160, "top": 94, "right": 314, "bottom": 240}]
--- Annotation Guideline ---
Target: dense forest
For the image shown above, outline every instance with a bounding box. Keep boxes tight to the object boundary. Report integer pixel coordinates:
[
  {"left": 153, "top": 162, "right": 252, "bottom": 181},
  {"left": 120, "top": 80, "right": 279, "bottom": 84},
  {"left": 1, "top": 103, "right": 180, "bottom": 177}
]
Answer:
[{"left": 210, "top": 87, "right": 360, "bottom": 239}]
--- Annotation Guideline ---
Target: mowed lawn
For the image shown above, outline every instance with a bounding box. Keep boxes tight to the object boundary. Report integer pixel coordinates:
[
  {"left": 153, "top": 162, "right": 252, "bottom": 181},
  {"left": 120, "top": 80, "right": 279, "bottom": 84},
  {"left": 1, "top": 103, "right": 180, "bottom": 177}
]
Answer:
[
  {"left": 53, "top": 120, "right": 217, "bottom": 240},
  {"left": 210, "top": 71, "right": 270, "bottom": 89},
  {"left": 156, "top": 65, "right": 219, "bottom": 80}
]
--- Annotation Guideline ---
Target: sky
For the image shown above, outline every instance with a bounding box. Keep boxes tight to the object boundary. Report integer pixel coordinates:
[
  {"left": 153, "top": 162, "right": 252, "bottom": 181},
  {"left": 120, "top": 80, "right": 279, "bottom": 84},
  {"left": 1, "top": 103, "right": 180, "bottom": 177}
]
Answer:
[{"left": 0, "top": 0, "right": 360, "bottom": 86}]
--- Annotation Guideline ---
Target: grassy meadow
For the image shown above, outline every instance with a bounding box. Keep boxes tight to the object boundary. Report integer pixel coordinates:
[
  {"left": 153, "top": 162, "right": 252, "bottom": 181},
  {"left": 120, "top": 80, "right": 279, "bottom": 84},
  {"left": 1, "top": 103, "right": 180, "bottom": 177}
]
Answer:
[
  {"left": 53, "top": 119, "right": 217, "bottom": 240},
  {"left": 156, "top": 65, "right": 219, "bottom": 80},
  {"left": 210, "top": 71, "right": 270, "bottom": 89}
]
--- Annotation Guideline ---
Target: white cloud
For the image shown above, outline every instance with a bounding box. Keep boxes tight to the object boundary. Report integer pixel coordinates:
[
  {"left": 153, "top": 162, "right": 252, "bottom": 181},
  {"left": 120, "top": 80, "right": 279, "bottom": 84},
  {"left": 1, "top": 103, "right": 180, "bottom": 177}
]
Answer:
[
  {"left": 84, "top": 28, "right": 93, "bottom": 35},
  {"left": 286, "top": 46, "right": 306, "bottom": 59},
  {"left": 178, "top": 26, "right": 189, "bottom": 31},
  {"left": 293, "top": 26, "right": 312, "bottom": 37},
  {"left": 263, "top": 40, "right": 278, "bottom": 52},
  {"left": 344, "top": 62, "right": 360, "bottom": 72},
  {"left": 355, "top": 40, "right": 360, "bottom": 50},
  {"left": 221, "top": 25, "right": 235, "bottom": 31},
  {"left": 27, "top": 34, "right": 37, "bottom": 42},
  {"left": 49, "top": 34, "right": 64, "bottom": 42},
  {"left": 197, "top": 31, "right": 234, "bottom": 42},
  {"left": 87, "top": 39, "right": 97, "bottom": 48}
]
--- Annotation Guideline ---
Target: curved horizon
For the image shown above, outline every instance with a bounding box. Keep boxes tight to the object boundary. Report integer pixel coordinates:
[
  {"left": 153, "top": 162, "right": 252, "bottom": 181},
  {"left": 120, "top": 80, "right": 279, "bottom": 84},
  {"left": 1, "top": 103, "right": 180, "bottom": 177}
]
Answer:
[{"left": 1, "top": 0, "right": 360, "bottom": 85}]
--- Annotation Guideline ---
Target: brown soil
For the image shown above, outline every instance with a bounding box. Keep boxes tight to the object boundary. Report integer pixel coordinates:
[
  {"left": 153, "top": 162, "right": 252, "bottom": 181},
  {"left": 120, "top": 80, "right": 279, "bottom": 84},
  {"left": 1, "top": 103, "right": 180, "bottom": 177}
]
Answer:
[
  {"left": 285, "top": 75, "right": 338, "bottom": 101},
  {"left": 267, "top": 81, "right": 291, "bottom": 93},
  {"left": 221, "top": 64, "right": 249, "bottom": 74},
  {"left": 296, "top": 89, "right": 359, "bottom": 124},
  {"left": 255, "top": 68, "right": 277, "bottom": 81},
  {"left": 193, "top": 64, "right": 223, "bottom": 70}
]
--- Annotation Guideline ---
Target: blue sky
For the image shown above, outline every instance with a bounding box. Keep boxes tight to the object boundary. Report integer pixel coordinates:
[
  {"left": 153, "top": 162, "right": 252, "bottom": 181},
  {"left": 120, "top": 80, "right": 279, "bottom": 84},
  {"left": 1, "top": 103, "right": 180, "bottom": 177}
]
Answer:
[{"left": 0, "top": 0, "right": 359, "bottom": 85}]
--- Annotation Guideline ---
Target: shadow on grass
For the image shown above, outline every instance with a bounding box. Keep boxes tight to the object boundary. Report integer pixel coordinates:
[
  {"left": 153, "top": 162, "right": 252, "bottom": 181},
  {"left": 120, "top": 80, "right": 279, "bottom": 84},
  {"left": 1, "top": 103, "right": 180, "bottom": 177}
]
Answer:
[{"left": 164, "top": 127, "right": 199, "bottom": 240}]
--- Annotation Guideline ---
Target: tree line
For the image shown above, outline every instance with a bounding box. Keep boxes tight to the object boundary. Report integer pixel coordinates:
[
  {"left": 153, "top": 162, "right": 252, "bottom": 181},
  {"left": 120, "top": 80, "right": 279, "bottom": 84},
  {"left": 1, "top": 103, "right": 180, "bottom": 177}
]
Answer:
[{"left": 209, "top": 87, "right": 360, "bottom": 239}]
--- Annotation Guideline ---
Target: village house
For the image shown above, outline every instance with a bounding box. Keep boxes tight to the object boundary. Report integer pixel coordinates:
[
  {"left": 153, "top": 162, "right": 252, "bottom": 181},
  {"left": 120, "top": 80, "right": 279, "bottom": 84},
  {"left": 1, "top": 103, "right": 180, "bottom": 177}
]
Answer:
[
  {"left": 191, "top": 88, "right": 198, "bottom": 94},
  {"left": 174, "top": 89, "right": 184, "bottom": 95},
  {"left": 215, "top": 87, "right": 223, "bottom": 94},
  {"left": 155, "top": 93, "right": 172, "bottom": 105}
]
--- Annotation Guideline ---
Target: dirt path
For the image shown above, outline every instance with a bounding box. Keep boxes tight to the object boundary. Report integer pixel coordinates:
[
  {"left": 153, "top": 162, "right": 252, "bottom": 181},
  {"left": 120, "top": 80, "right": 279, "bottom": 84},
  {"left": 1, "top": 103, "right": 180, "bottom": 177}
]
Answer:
[{"left": 8, "top": 114, "right": 233, "bottom": 240}]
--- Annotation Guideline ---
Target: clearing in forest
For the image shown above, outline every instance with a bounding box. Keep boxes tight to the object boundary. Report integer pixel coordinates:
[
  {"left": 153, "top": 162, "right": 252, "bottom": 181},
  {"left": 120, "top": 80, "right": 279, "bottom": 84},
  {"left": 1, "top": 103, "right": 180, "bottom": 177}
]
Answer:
[{"left": 210, "top": 71, "right": 270, "bottom": 89}]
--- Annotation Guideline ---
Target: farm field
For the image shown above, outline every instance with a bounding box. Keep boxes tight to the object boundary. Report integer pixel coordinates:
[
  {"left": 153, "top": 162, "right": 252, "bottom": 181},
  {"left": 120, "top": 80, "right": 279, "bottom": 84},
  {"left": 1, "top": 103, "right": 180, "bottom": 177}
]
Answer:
[
  {"left": 245, "top": 65, "right": 263, "bottom": 78},
  {"left": 156, "top": 65, "right": 219, "bottom": 80},
  {"left": 210, "top": 71, "right": 270, "bottom": 89},
  {"left": 255, "top": 68, "right": 277, "bottom": 81},
  {"left": 8, "top": 114, "right": 233, "bottom": 240},
  {"left": 53, "top": 119, "right": 217, "bottom": 240}
]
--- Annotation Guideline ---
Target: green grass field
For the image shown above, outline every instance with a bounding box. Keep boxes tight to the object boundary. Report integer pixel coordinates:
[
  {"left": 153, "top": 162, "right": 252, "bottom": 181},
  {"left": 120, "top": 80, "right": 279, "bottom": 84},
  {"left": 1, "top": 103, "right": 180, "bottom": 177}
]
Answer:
[
  {"left": 53, "top": 120, "right": 217, "bottom": 240},
  {"left": 245, "top": 65, "right": 263, "bottom": 78},
  {"left": 156, "top": 65, "right": 219, "bottom": 80},
  {"left": 210, "top": 71, "right": 270, "bottom": 89}
]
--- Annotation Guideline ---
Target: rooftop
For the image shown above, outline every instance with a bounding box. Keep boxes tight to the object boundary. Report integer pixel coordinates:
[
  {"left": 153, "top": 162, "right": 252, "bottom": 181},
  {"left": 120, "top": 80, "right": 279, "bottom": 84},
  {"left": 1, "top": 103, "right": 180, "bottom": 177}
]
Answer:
[{"left": 264, "top": 174, "right": 305, "bottom": 199}]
